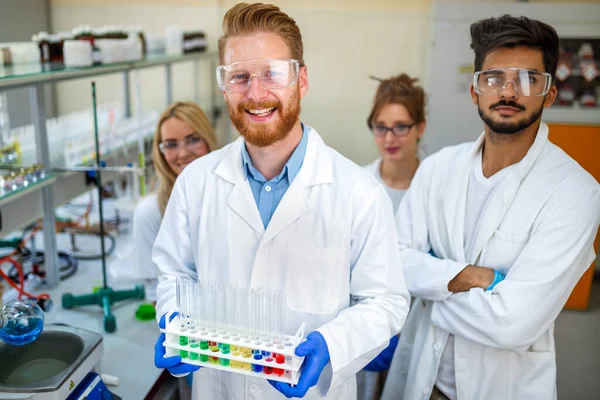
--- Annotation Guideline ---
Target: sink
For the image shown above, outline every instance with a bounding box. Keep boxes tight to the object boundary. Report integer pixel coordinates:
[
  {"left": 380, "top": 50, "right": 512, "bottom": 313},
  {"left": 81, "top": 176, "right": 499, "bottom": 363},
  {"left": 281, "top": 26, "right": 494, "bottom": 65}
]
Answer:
[{"left": 0, "top": 324, "right": 102, "bottom": 394}]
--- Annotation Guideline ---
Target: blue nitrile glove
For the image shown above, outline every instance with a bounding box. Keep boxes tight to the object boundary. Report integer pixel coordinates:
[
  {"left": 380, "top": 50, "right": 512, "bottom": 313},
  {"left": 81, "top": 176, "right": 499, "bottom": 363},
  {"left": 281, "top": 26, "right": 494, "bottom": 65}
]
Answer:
[
  {"left": 268, "top": 331, "right": 330, "bottom": 398},
  {"left": 154, "top": 313, "right": 201, "bottom": 376},
  {"left": 364, "top": 335, "right": 399, "bottom": 372},
  {"left": 486, "top": 270, "right": 506, "bottom": 291}
]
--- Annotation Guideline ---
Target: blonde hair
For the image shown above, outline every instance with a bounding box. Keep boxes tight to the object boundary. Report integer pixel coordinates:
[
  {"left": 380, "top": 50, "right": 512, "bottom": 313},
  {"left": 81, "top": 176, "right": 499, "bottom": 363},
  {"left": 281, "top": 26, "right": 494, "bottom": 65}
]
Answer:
[
  {"left": 218, "top": 2, "right": 304, "bottom": 65},
  {"left": 152, "top": 102, "right": 218, "bottom": 216}
]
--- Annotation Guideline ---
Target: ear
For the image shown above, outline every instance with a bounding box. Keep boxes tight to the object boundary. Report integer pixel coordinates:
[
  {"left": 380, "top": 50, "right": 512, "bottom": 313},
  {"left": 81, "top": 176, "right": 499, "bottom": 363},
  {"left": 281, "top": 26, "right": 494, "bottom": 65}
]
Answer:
[
  {"left": 543, "top": 84, "right": 557, "bottom": 108},
  {"left": 299, "top": 65, "right": 309, "bottom": 99},
  {"left": 470, "top": 83, "right": 478, "bottom": 106},
  {"left": 416, "top": 121, "right": 426, "bottom": 140}
]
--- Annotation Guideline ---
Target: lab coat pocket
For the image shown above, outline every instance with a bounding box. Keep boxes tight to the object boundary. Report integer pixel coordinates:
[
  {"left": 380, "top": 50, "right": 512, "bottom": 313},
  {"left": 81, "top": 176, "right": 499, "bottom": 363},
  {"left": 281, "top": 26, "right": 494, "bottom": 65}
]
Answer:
[
  {"left": 483, "top": 230, "right": 531, "bottom": 270},
  {"left": 285, "top": 246, "right": 347, "bottom": 315},
  {"left": 509, "top": 350, "right": 556, "bottom": 400}
]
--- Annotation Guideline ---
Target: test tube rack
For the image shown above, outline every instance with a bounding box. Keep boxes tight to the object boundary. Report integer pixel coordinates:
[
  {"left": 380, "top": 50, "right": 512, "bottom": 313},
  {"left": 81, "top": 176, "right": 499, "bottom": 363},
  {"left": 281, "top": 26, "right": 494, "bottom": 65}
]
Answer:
[{"left": 161, "top": 309, "right": 306, "bottom": 385}]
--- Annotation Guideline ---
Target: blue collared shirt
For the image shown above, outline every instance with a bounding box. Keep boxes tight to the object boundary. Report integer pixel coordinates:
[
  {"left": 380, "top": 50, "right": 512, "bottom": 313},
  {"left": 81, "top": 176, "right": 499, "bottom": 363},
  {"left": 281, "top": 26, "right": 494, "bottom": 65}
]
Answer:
[{"left": 242, "top": 124, "right": 308, "bottom": 228}]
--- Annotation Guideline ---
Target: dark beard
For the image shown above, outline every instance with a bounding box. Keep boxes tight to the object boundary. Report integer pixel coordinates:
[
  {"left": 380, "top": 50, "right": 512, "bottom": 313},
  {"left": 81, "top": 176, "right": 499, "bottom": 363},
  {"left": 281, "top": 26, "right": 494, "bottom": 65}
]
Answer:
[
  {"left": 478, "top": 99, "right": 543, "bottom": 135},
  {"left": 229, "top": 87, "right": 301, "bottom": 148}
]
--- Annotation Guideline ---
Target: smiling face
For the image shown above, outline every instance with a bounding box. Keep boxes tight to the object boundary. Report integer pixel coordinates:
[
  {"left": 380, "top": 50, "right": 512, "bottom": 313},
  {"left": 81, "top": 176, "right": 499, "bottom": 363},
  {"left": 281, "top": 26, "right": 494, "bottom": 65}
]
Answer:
[
  {"left": 373, "top": 103, "right": 424, "bottom": 163},
  {"left": 471, "top": 46, "right": 557, "bottom": 135},
  {"left": 160, "top": 117, "right": 209, "bottom": 175},
  {"left": 222, "top": 32, "right": 308, "bottom": 147}
]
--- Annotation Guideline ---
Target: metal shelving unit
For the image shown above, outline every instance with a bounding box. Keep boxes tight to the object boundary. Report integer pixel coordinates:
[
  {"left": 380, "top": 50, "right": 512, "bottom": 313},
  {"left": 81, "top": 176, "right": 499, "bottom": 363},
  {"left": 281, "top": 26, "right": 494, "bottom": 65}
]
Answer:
[{"left": 0, "top": 52, "right": 220, "bottom": 288}]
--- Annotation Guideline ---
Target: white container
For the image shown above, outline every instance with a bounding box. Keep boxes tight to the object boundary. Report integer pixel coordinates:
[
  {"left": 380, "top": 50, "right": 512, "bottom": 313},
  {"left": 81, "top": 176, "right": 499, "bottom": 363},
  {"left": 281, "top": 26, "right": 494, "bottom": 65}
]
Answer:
[
  {"left": 63, "top": 40, "right": 93, "bottom": 67},
  {"left": 165, "top": 25, "right": 183, "bottom": 56}
]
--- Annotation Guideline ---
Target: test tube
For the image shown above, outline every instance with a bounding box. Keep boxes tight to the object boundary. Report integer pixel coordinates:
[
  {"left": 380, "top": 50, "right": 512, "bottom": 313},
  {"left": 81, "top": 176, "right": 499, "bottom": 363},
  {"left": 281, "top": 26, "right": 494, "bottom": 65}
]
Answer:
[
  {"left": 231, "top": 284, "right": 241, "bottom": 341},
  {"left": 176, "top": 277, "right": 187, "bottom": 332},
  {"left": 187, "top": 280, "right": 198, "bottom": 334},
  {"left": 198, "top": 282, "right": 208, "bottom": 335},
  {"left": 240, "top": 286, "right": 252, "bottom": 343},
  {"left": 217, "top": 283, "right": 230, "bottom": 337},
  {"left": 272, "top": 291, "right": 286, "bottom": 347},
  {"left": 207, "top": 282, "right": 218, "bottom": 334},
  {"left": 260, "top": 289, "right": 272, "bottom": 345},
  {"left": 225, "top": 284, "right": 236, "bottom": 338},
  {"left": 250, "top": 288, "right": 262, "bottom": 344}
]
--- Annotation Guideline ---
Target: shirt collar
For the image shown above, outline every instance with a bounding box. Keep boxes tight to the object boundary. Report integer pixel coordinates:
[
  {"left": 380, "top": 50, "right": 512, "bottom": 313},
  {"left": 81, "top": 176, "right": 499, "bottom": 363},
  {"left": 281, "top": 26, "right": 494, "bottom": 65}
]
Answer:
[{"left": 241, "top": 123, "right": 308, "bottom": 183}]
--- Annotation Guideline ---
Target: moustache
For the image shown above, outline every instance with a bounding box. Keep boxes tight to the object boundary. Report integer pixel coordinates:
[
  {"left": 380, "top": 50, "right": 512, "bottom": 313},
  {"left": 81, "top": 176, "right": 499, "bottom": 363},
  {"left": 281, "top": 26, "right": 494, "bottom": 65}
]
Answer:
[
  {"left": 489, "top": 100, "right": 526, "bottom": 111},
  {"left": 239, "top": 100, "right": 280, "bottom": 111}
]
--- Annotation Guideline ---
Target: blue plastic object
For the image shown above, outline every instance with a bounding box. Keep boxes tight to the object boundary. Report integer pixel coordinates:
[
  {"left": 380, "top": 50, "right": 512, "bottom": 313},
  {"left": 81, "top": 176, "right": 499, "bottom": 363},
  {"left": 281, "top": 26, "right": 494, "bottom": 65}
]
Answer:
[
  {"left": 269, "top": 331, "right": 330, "bottom": 398},
  {"left": 154, "top": 313, "right": 200, "bottom": 376},
  {"left": 364, "top": 335, "right": 399, "bottom": 372},
  {"left": 66, "top": 372, "right": 119, "bottom": 400},
  {"left": 486, "top": 270, "right": 506, "bottom": 291}
]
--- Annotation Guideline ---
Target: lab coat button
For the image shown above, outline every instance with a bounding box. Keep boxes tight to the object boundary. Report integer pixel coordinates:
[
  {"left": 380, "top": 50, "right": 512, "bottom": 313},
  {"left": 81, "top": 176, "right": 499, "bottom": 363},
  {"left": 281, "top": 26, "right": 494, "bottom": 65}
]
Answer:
[
  {"left": 265, "top": 185, "right": 272, "bottom": 192},
  {"left": 434, "top": 343, "right": 442, "bottom": 351},
  {"left": 423, "top": 386, "right": 430, "bottom": 394},
  {"left": 250, "top": 384, "right": 258, "bottom": 393}
]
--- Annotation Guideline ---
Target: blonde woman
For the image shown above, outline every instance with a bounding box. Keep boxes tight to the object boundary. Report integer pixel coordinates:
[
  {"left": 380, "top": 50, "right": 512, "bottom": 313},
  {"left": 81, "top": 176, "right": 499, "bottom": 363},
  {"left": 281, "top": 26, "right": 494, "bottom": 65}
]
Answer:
[{"left": 133, "top": 101, "right": 217, "bottom": 303}]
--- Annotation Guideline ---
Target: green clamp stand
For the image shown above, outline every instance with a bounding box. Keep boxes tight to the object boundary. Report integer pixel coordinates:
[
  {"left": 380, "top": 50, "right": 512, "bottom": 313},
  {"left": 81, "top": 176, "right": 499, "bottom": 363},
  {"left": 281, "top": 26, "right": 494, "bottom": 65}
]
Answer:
[
  {"left": 62, "top": 286, "right": 145, "bottom": 333},
  {"left": 60, "top": 82, "right": 146, "bottom": 334}
]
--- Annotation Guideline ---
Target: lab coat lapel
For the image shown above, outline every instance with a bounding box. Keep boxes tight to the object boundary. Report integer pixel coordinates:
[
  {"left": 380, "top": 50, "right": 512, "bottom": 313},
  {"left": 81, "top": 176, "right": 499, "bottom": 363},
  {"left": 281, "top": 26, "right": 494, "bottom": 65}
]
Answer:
[
  {"left": 259, "top": 128, "right": 333, "bottom": 246},
  {"left": 214, "top": 138, "right": 265, "bottom": 236},
  {"left": 443, "top": 146, "right": 474, "bottom": 263},
  {"left": 469, "top": 123, "right": 550, "bottom": 263}
]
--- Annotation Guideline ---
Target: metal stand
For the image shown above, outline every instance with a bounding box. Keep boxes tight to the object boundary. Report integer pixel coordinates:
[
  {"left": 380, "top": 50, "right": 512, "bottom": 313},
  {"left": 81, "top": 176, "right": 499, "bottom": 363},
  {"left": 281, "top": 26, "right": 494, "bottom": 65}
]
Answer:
[{"left": 61, "top": 82, "right": 144, "bottom": 333}]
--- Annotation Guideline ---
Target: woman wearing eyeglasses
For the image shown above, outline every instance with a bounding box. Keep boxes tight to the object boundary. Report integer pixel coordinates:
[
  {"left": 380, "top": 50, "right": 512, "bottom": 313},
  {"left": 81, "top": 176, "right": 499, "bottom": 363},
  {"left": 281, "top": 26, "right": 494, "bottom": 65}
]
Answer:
[
  {"left": 133, "top": 101, "right": 217, "bottom": 303},
  {"left": 358, "top": 74, "right": 427, "bottom": 400},
  {"left": 363, "top": 74, "right": 426, "bottom": 215}
]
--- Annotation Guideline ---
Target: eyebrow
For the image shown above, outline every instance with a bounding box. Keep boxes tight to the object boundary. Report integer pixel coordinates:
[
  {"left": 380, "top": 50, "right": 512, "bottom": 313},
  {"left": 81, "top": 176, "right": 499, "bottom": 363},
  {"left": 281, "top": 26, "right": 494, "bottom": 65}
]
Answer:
[{"left": 375, "top": 120, "right": 413, "bottom": 125}]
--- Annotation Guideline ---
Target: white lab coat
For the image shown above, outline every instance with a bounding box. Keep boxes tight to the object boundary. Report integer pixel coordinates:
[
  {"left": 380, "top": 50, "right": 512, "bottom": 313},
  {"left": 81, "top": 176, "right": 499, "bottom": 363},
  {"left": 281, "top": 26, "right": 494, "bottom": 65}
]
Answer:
[
  {"left": 132, "top": 193, "right": 161, "bottom": 301},
  {"left": 153, "top": 126, "right": 410, "bottom": 400},
  {"left": 381, "top": 122, "right": 600, "bottom": 400}
]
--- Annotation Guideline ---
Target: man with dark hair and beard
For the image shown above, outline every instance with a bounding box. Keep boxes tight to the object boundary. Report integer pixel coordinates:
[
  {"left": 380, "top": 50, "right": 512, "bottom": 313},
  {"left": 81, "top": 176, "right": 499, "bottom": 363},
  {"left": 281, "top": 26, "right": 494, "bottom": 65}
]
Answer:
[
  {"left": 152, "top": 3, "right": 410, "bottom": 400},
  {"left": 381, "top": 15, "right": 600, "bottom": 400}
]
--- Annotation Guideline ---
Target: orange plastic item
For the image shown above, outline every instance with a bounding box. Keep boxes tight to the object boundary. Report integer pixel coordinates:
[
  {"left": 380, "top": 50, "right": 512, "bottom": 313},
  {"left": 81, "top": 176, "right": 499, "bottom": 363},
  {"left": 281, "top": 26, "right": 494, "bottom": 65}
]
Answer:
[{"left": 547, "top": 123, "right": 600, "bottom": 310}]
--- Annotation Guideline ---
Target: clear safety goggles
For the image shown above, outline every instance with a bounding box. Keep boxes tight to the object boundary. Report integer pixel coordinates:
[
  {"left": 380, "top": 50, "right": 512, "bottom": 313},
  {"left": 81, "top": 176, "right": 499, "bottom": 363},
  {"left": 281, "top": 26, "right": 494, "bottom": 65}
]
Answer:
[
  {"left": 159, "top": 134, "right": 206, "bottom": 155},
  {"left": 473, "top": 68, "right": 552, "bottom": 97},
  {"left": 216, "top": 59, "right": 300, "bottom": 93}
]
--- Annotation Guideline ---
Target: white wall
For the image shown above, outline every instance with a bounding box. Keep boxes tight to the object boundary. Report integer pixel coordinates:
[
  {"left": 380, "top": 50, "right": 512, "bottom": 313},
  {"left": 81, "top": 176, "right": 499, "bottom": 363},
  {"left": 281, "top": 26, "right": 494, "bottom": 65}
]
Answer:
[
  {"left": 49, "top": 0, "right": 600, "bottom": 163},
  {"left": 49, "top": 0, "right": 429, "bottom": 165}
]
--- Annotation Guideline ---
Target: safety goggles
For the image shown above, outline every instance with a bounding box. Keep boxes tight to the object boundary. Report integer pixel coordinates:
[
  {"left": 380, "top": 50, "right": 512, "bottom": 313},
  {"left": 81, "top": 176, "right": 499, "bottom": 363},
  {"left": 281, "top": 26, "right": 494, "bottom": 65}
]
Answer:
[
  {"left": 159, "top": 134, "right": 206, "bottom": 155},
  {"left": 216, "top": 59, "right": 300, "bottom": 93},
  {"left": 473, "top": 68, "right": 552, "bottom": 97}
]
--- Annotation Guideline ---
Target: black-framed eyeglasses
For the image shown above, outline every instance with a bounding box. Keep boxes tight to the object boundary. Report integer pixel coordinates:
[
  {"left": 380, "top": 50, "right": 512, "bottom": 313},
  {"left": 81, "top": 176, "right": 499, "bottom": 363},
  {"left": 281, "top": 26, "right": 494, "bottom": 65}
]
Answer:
[{"left": 371, "top": 123, "right": 415, "bottom": 138}]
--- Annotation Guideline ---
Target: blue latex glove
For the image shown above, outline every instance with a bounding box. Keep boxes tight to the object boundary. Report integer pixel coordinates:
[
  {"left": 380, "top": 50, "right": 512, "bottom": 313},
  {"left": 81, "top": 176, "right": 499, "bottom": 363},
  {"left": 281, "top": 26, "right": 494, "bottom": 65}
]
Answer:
[
  {"left": 154, "top": 313, "right": 200, "bottom": 376},
  {"left": 268, "top": 331, "right": 330, "bottom": 398},
  {"left": 486, "top": 270, "right": 506, "bottom": 291},
  {"left": 363, "top": 335, "right": 399, "bottom": 372}
]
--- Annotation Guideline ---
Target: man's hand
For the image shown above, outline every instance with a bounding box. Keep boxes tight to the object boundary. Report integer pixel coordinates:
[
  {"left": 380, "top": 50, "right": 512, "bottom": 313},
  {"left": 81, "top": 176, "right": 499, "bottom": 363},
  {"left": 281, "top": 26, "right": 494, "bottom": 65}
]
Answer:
[{"left": 448, "top": 265, "right": 495, "bottom": 293}]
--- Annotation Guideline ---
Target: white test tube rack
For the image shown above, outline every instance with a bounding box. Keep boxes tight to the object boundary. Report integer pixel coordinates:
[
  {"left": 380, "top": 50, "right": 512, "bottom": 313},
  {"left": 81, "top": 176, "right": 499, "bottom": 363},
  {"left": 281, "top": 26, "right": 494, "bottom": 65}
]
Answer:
[{"left": 161, "top": 308, "right": 306, "bottom": 385}]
